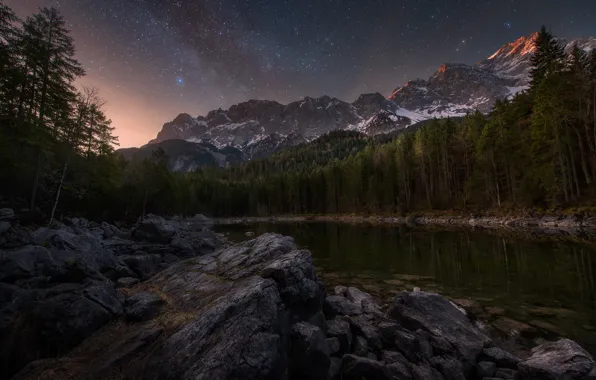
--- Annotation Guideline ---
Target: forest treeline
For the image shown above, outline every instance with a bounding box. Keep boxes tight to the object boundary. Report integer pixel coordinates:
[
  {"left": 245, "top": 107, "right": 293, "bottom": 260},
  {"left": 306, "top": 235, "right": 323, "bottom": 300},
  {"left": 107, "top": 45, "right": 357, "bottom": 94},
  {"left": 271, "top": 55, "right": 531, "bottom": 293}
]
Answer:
[
  {"left": 1, "top": 2, "right": 595, "bottom": 221},
  {"left": 179, "top": 27, "right": 596, "bottom": 217}
]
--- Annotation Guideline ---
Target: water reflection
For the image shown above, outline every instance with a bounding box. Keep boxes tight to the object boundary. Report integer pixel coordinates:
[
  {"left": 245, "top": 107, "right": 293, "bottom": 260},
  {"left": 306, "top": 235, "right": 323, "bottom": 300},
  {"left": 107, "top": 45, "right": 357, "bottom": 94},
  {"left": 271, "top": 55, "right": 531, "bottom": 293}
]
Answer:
[{"left": 216, "top": 222, "right": 596, "bottom": 352}]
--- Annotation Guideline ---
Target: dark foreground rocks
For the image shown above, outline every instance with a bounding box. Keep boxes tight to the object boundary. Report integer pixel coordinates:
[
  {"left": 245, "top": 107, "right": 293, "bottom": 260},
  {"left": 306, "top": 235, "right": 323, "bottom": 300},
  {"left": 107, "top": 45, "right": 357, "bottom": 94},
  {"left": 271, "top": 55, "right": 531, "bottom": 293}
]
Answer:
[
  {"left": 0, "top": 214, "right": 223, "bottom": 379},
  {"left": 1, "top": 227, "right": 595, "bottom": 380}
]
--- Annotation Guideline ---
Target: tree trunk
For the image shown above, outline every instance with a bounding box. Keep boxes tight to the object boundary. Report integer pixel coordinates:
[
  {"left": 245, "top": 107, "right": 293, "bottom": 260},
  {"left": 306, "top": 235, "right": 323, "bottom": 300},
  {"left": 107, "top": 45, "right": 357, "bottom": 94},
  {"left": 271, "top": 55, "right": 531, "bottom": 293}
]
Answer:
[
  {"left": 30, "top": 151, "right": 42, "bottom": 211},
  {"left": 49, "top": 156, "right": 69, "bottom": 226}
]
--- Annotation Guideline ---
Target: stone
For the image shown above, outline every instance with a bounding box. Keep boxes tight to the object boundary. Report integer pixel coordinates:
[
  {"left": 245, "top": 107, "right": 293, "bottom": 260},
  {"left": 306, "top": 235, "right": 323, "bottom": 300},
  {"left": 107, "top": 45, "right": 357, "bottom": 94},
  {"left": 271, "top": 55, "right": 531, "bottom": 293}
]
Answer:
[
  {"left": 131, "top": 215, "right": 177, "bottom": 243},
  {"left": 381, "top": 350, "right": 409, "bottom": 365},
  {"left": 429, "top": 356, "right": 466, "bottom": 380},
  {"left": 391, "top": 290, "right": 491, "bottom": 367},
  {"left": 387, "top": 360, "right": 412, "bottom": 380},
  {"left": 125, "top": 291, "right": 165, "bottom": 322},
  {"left": 518, "top": 339, "right": 596, "bottom": 380},
  {"left": 324, "top": 295, "right": 363, "bottom": 317},
  {"left": 479, "top": 347, "right": 520, "bottom": 369},
  {"left": 477, "top": 361, "right": 497, "bottom": 378},
  {"left": 289, "top": 322, "right": 330, "bottom": 379},
  {"left": 353, "top": 335, "right": 369, "bottom": 357},
  {"left": 0, "top": 221, "right": 10, "bottom": 235},
  {"left": 341, "top": 354, "right": 393, "bottom": 380},
  {"left": 329, "top": 357, "right": 342, "bottom": 380},
  {"left": 115, "top": 277, "right": 140, "bottom": 288},
  {"left": 327, "top": 318, "right": 352, "bottom": 355},
  {"left": 334, "top": 285, "right": 348, "bottom": 296},
  {"left": 121, "top": 254, "right": 162, "bottom": 280},
  {"left": 0, "top": 208, "right": 15, "bottom": 220},
  {"left": 346, "top": 286, "right": 373, "bottom": 305},
  {"left": 411, "top": 362, "right": 444, "bottom": 380},
  {"left": 327, "top": 337, "right": 341, "bottom": 355},
  {"left": 494, "top": 368, "right": 516, "bottom": 379}
]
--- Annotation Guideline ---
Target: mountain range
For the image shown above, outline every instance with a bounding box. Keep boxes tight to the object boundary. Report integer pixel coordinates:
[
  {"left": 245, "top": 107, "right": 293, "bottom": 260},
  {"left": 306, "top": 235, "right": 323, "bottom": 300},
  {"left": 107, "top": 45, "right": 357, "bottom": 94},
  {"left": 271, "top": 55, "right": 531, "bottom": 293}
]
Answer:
[{"left": 123, "top": 33, "right": 596, "bottom": 170}]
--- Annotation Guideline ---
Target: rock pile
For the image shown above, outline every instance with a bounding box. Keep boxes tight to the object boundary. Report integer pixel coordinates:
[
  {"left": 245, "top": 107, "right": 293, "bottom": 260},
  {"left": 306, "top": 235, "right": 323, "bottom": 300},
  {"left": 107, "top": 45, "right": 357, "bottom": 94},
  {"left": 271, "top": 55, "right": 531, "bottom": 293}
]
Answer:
[
  {"left": 1, "top": 227, "right": 594, "bottom": 380},
  {"left": 0, "top": 214, "right": 223, "bottom": 379}
]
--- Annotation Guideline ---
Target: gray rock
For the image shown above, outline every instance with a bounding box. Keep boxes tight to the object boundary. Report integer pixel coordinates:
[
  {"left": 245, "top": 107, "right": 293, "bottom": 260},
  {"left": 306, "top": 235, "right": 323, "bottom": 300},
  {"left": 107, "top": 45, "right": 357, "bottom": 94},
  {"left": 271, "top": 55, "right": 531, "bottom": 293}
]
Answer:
[
  {"left": 353, "top": 335, "right": 369, "bottom": 357},
  {"left": 494, "top": 368, "right": 516, "bottom": 379},
  {"left": 0, "top": 208, "right": 15, "bottom": 220},
  {"left": 518, "top": 339, "right": 595, "bottom": 380},
  {"left": 477, "top": 361, "right": 497, "bottom": 378},
  {"left": 334, "top": 285, "right": 348, "bottom": 296},
  {"left": 329, "top": 357, "right": 342, "bottom": 380},
  {"left": 115, "top": 277, "right": 139, "bottom": 289},
  {"left": 429, "top": 356, "right": 466, "bottom": 380},
  {"left": 391, "top": 291, "right": 491, "bottom": 367},
  {"left": 125, "top": 291, "right": 165, "bottom": 322},
  {"left": 341, "top": 354, "right": 393, "bottom": 380},
  {"left": 131, "top": 215, "right": 177, "bottom": 243},
  {"left": 327, "top": 318, "right": 352, "bottom": 355},
  {"left": 346, "top": 286, "right": 373, "bottom": 305},
  {"left": 101, "top": 222, "right": 126, "bottom": 239},
  {"left": 381, "top": 350, "right": 409, "bottom": 365},
  {"left": 411, "top": 361, "right": 445, "bottom": 380},
  {"left": 327, "top": 337, "right": 341, "bottom": 355},
  {"left": 0, "top": 221, "right": 10, "bottom": 235},
  {"left": 387, "top": 360, "right": 413, "bottom": 380},
  {"left": 122, "top": 254, "right": 162, "bottom": 280},
  {"left": 289, "top": 322, "right": 330, "bottom": 379},
  {"left": 324, "top": 295, "right": 363, "bottom": 317},
  {"left": 479, "top": 347, "right": 520, "bottom": 369}
]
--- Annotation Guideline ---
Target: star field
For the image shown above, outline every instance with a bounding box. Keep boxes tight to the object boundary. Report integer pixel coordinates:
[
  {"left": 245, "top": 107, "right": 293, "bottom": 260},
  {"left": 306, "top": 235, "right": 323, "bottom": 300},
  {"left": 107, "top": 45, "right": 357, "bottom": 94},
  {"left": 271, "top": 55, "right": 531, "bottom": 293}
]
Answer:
[{"left": 6, "top": 0, "right": 596, "bottom": 147}]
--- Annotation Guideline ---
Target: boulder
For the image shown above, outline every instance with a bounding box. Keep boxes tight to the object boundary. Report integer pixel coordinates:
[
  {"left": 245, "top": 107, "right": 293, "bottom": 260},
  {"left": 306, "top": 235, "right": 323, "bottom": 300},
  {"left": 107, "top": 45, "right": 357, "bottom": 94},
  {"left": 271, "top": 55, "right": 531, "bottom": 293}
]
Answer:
[
  {"left": 479, "top": 347, "right": 520, "bottom": 369},
  {"left": 289, "top": 322, "right": 330, "bottom": 379},
  {"left": 125, "top": 291, "right": 165, "bottom": 322},
  {"left": 341, "top": 354, "right": 393, "bottom": 380},
  {"left": 0, "top": 208, "right": 14, "bottom": 220},
  {"left": 391, "top": 291, "right": 491, "bottom": 367},
  {"left": 518, "top": 339, "right": 596, "bottom": 380},
  {"left": 327, "top": 318, "right": 353, "bottom": 355},
  {"left": 327, "top": 337, "right": 341, "bottom": 355},
  {"left": 477, "top": 361, "right": 497, "bottom": 378},
  {"left": 115, "top": 277, "right": 140, "bottom": 288},
  {"left": 429, "top": 356, "right": 466, "bottom": 380},
  {"left": 0, "top": 221, "right": 10, "bottom": 235},
  {"left": 11, "top": 234, "right": 323, "bottom": 380},
  {"left": 131, "top": 215, "right": 177, "bottom": 243},
  {"left": 410, "top": 361, "right": 445, "bottom": 380},
  {"left": 324, "top": 295, "right": 363, "bottom": 317},
  {"left": 494, "top": 368, "right": 516, "bottom": 379},
  {"left": 121, "top": 254, "right": 162, "bottom": 280}
]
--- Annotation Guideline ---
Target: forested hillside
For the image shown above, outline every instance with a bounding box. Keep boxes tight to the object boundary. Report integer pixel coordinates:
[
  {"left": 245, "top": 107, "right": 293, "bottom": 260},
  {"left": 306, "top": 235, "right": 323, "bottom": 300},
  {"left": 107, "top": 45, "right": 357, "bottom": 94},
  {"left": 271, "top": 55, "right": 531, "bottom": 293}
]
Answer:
[
  {"left": 174, "top": 28, "right": 596, "bottom": 217},
  {"left": 1, "top": 5, "right": 595, "bottom": 222}
]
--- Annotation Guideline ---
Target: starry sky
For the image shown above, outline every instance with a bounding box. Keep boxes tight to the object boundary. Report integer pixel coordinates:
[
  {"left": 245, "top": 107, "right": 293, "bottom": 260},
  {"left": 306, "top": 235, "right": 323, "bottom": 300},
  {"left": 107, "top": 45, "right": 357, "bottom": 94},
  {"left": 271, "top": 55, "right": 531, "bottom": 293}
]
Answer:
[{"left": 6, "top": 0, "right": 596, "bottom": 147}]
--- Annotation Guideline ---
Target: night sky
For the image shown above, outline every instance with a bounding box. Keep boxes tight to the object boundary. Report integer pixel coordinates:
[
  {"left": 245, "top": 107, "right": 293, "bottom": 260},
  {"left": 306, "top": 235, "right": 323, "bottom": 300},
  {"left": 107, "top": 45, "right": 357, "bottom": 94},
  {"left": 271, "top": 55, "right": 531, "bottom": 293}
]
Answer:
[{"left": 6, "top": 0, "right": 596, "bottom": 147}]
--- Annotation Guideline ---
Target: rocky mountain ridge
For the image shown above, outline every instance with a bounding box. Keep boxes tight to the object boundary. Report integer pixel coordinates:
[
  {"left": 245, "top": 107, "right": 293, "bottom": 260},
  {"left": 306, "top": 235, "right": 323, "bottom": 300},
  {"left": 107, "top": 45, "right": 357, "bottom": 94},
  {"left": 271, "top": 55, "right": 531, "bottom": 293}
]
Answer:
[{"left": 137, "top": 33, "right": 596, "bottom": 168}]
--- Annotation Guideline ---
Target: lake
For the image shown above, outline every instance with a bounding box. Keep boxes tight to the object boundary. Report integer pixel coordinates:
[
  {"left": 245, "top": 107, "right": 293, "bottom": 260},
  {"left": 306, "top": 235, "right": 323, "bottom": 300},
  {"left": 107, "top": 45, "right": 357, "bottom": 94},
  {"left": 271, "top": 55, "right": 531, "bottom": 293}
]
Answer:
[{"left": 215, "top": 221, "right": 596, "bottom": 354}]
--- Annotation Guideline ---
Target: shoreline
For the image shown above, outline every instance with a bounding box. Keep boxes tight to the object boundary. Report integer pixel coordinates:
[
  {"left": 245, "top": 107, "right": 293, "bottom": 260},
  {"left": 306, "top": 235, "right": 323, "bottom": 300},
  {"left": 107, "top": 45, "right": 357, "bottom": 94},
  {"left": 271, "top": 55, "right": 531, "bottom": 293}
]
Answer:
[{"left": 215, "top": 213, "right": 596, "bottom": 234}]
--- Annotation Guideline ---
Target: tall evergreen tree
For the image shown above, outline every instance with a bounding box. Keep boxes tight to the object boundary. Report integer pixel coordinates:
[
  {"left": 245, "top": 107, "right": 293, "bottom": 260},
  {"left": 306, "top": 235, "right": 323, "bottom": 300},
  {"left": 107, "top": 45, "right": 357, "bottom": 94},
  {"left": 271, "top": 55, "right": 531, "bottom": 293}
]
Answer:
[{"left": 529, "top": 26, "right": 565, "bottom": 89}]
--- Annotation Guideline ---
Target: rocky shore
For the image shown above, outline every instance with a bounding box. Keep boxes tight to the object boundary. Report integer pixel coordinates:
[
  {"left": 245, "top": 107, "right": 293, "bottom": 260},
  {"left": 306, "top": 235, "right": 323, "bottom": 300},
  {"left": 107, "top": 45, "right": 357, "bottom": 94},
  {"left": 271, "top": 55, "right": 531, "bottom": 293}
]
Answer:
[
  {"left": 1, "top": 212, "right": 595, "bottom": 379},
  {"left": 216, "top": 213, "right": 596, "bottom": 233}
]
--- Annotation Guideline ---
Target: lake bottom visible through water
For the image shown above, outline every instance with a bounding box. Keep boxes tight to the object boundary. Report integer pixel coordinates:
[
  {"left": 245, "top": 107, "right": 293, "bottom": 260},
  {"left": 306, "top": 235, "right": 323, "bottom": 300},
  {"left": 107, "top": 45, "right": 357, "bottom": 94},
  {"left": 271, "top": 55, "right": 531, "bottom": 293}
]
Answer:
[{"left": 215, "top": 222, "right": 596, "bottom": 355}]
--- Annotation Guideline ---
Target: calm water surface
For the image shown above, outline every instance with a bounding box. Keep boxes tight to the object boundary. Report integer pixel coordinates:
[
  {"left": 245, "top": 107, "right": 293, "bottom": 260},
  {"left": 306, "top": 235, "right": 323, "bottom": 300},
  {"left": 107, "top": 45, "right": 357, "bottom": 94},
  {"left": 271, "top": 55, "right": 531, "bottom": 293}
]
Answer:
[{"left": 215, "top": 222, "right": 596, "bottom": 353}]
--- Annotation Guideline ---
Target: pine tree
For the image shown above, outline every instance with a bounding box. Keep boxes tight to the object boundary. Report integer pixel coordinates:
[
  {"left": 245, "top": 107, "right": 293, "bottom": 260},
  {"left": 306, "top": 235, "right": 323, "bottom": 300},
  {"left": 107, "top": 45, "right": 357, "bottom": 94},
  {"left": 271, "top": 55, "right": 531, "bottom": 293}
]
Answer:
[
  {"left": 530, "top": 26, "right": 565, "bottom": 89},
  {"left": 0, "top": 1, "right": 21, "bottom": 116},
  {"left": 18, "top": 7, "right": 85, "bottom": 210}
]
